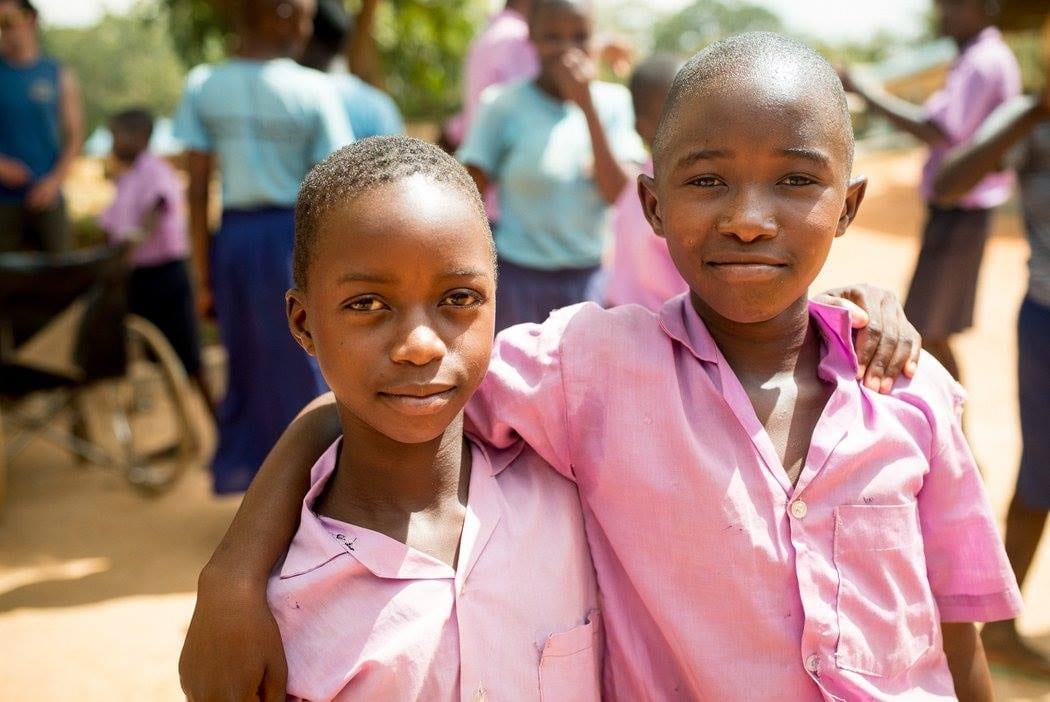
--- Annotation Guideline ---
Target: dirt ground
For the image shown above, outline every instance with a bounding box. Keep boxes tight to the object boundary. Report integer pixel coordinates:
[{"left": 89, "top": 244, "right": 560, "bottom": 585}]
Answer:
[{"left": 1, "top": 148, "right": 1049, "bottom": 700}]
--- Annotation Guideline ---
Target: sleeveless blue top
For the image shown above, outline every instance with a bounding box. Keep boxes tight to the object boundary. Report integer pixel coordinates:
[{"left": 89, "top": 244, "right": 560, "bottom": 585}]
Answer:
[{"left": 0, "top": 56, "right": 62, "bottom": 202}]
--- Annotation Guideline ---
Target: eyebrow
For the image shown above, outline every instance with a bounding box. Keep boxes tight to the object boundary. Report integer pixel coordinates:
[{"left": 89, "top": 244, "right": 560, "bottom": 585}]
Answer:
[
  {"left": 778, "top": 147, "right": 832, "bottom": 169},
  {"left": 675, "top": 148, "right": 732, "bottom": 169},
  {"left": 336, "top": 268, "right": 490, "bottom": 285}
]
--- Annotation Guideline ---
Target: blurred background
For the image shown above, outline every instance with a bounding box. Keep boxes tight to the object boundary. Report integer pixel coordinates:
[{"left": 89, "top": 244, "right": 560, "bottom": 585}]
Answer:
[{"left": 1, "top": 0, "right": 1048, "bottom": 699}]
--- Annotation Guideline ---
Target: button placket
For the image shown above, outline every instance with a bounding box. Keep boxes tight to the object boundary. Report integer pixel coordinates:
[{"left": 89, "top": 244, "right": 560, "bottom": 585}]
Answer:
[{"left": 790, "top": 499, "right": 808, "bottom": 519}]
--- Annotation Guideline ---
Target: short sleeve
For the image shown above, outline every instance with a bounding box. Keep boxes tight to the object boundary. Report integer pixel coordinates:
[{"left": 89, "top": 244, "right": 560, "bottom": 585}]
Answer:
[
  {"left": 466, "top": 307, "right": 579, "bottom": 481},
  {"left": 374, "top": 93, "right": 405, "bottom": 137},
  {"left": 456, "top": 87, "right": 507, "bottom": 176},
  {"left": 172, "top": 65, "right": 213, "bottom": 152},
  {"left": 915, "top": 373, "right": 1022, "bottom": 622},
  {"left": 604, "top": 86, "right": 647, "bottom": 165},
  {"left": 924, "top": 63, "right": 1008, "bottom": 146},
  {"left": 311, "top": 81, "right": 354, "bottom": 165}
]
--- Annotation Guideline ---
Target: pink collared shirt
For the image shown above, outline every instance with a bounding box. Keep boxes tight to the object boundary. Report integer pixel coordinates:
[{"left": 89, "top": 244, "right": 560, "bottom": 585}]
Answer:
[
  {"left": 604, "top": 159, "right": 688, "bottom": 310},
  {"left": 99, "top": 151, "right": 189, "bottom": 268},
  {"left": 468, "top": 296, "right": 1021, "bottom": 700},
  {"left": 922, "top": 26, "right": 1021, "bottom": 209},
  {"left": 268, "top": 439, "right": 602, "bottom": 702}
]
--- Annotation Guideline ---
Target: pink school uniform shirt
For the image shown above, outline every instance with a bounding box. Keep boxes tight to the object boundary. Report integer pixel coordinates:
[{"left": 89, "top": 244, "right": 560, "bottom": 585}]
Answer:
[
  {"left": 468, "top": 297, "right": 1021, "bottom": 700},
  {"left": 604, "top": 159, "right": 688, "bottom": 310},
  {"left": 921, "top": 26, "right": 1021, "bottom": 209},
  {"left": 99, "top": 152, "right": 189, "bottom": 268},
  {"left": 267, "top": 438, "right": 602, "bottom": 702}
]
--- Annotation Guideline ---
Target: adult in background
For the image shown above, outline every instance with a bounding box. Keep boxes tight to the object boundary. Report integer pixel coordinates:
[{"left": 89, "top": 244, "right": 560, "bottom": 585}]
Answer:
[
  {"left": 0, "top": 0, "right": 82, "bottom": 253},
  {"left": 297, "top": 0, "right": 404, "bottom": 139},
  {"left": 934, "top": 49, "right": 1050, "bottom": 677},
  {"left": 172, "top": 0, "right": 352, "bottom": 494},
  {"left": 841, "top": 0, "right": 1021, "bottom": 382}
]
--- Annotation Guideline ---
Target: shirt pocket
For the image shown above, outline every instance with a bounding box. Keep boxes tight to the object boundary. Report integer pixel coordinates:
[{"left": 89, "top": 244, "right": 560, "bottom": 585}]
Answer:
[
  {"left": 538, "top": 610, "right": 602, "bottom": 702},
  {"left": 832, "top": 503, "right": 937, "bottom": 678}
]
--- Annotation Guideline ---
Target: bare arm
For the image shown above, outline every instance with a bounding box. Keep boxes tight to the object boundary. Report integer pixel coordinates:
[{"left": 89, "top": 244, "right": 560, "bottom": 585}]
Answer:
[
  {"left": 942, "top": 622, "right": 993, "bottom": 702},
  {"left": 841, "top": 70, "right": 948, "bottom": 147},
  {"left": 179, "top": 395, "right": 340, "bottom": 702},
  {"left": 934, "top": 95, "right": 1049, "bottom": 203},
  {"left": 25, "top": 69, "right": 84, "bottom": 210},
  {"left": 466, "top": 164, "right": 490, "bottom": 201},
  {"left": 557, "top": 49, "right": 631, "bottom": 204},
  {"left": 185, "top": 150, "right": 214, "bottom": 316}
]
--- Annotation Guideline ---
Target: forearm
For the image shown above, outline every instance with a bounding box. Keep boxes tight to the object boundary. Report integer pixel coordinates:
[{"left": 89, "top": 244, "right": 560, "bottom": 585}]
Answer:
[
  {"left": 186, "top": 151, "right": 214, "bottom": 287},
  {"left": 934, "top": 96, "right": 1046, "bottom": 203},
  {"left": 852, "top": 79, "right": 946, "bottom": 146},
  {"left": 942, "top": 622, "right": 993, "bottom": 702},
  {"left": 201, "top": 396, "right": 342, "bottom": 585},
  {"left": 50, "top": 70, "right": 83, "bottom": 184},
  {"left": 580, "top": 97, "right": 630, "bottom": 204}
]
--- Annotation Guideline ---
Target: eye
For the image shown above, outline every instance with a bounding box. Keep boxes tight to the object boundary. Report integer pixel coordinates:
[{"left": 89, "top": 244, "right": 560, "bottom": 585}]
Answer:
[
  {"left": 344, "top": 295, "right": 388, "bottom": 312},
  {"left": 441, "top": 289, "right": 484, "bottom": 308},
  {"left": 781, "top": 174, "right": 818, "bottom": 187},
  {"left": 688, "top": 175, "right": 724, "bottom": 188}
]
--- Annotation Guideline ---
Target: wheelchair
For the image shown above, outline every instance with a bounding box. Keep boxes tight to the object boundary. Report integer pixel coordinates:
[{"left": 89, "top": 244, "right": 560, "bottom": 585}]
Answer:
[{"left": 0, "top": 243, "right": 202, "bottom": 507}]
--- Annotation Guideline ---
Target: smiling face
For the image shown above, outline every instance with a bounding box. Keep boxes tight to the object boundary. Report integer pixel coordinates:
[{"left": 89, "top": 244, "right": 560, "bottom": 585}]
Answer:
[
  {"left": 641, "top": 68, "right": 866, "bottom": 325},
  {"left": 287, "top": 174, "right": 496, "bottom": 445}
]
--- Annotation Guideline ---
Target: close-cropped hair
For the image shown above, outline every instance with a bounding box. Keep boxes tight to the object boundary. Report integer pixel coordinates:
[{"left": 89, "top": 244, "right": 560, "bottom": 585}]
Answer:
[
  {"left": 653, "top": 32, "right": 855, "bottom": 175},
  {"left": 293, "top": 136, "right": 492, "bottom": 290},
  {"left": 109, "top": 108, "right": 155, "bottom": 140}
]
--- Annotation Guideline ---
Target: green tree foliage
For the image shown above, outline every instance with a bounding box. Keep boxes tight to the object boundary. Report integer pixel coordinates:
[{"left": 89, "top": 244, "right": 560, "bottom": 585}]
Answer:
[
  {"left": 369, "top": 0, "right": 484, "bottom": 120},
  {"left": 42, "top": 8, "right": 188, "bottom": 130},
  {"left": 651, "top": 0, "right": 783, "bottom": 56}
]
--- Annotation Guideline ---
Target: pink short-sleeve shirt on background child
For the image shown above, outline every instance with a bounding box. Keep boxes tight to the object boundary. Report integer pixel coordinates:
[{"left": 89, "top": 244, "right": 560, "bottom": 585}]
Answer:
[
  {"left": 467, "top": 297, "right": 1021, "bottom": 700},
  {"left": 603, "top": 159, "right": 688, "bottom": 310},
  {"left": 99, "top": 152, "right": 189, "bottom": 268},
  {"left": 921, "top": 26, "right": 1022, "bottom": 209},
  {"left": 267, "top": 439, "right": 602, "bottom": 702}
]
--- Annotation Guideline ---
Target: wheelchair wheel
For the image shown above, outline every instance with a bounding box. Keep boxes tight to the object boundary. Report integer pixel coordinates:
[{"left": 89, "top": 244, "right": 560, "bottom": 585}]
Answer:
[{"left": 113, "top": 314, "right": 201, "bottom": 495}]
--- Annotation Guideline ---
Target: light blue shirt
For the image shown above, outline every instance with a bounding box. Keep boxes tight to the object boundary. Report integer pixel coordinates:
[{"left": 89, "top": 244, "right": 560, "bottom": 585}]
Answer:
[
  {"left": 331, "top": 73, "right": 404, "bottom": 140},
  {"left": 173, "top": 58, "right": 353, "bottom": 209},
  {"left": 458, "top": 80, "right": 645, "bottom": 270}
]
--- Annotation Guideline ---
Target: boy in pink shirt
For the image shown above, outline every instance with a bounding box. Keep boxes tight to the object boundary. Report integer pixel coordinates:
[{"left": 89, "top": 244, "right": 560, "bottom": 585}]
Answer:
[
  {"left": 233, "top": 136, "right": 601, "bottom": 700},
  {"left": 179, "top": 35, "right": 1012, "bottom": 701},
  {"left": 604, "top": 54, "right": 688, "bottom": 311}
]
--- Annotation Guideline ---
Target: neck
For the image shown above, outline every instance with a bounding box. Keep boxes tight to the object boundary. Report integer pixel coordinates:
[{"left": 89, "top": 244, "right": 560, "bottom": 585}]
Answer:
[
  {"left": 331, "top": 407, "right": 469, "bottom": 514},
  {"left": 236, "top": 36, "right": 290, "bottom": 61},
  {"left": 955, "top": 24, "right": 989, "bottom": 49},
  {"left": 534, "top": 74, "right": 564, "bottom": 101},
  {"left": 3, "top": 41, "right": 39, "bottom": 65},
  {"left": 692, "top": 293, "right": 816, "bottom": 380}
]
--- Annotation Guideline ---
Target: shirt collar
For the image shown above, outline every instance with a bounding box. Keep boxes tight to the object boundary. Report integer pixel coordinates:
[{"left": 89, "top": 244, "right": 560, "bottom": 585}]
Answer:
[
  {"left": 961, "top": 26, "right": 1001, "bottom": 54},
  {"left": 657, "top": 294, "right": 861, "bottom": 377},
  {"left": 279, "top": 438, "right": 508, "bottom": 581}
]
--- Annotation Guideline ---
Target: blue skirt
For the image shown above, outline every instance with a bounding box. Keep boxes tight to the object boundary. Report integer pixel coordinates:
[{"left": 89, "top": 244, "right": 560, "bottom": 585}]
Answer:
[
  {"left": 495, "top": 258, "right": 603, "bottom": 332},
  {"left": 210, "top": 207, "right": 327, "bottom": 494}
]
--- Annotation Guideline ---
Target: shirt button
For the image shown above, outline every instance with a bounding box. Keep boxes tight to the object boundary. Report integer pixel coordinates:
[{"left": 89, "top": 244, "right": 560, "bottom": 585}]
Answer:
[
  {"left": 790, "top": 500, "right": 808, "bottom": 519},
  {"left": 805, "top": 654, "right": 821, "bottom": 673}
]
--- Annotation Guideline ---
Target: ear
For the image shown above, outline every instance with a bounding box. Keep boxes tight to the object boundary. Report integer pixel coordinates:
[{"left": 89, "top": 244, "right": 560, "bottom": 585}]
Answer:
[
  {"left": 638, "top": 173, "right": 665, "bottom": 239},
  {"left": 286, "top": 288, "right": 316, "bottom": 356},
  {"left": 836, "top": 175, "right": 867, "bottom": 238}
]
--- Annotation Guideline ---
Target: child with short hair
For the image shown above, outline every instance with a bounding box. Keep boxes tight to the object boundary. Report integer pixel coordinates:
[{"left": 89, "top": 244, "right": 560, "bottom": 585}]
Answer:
[
  {"left": 248, "top": 136, "right": 601, "bottom": 700},
  {"left": 603, "top": 53, "right": 688, "bottom": 310},
  {"left": 182, "top": 34, "right": 1012, "bottom": 701},
  {"left": 99, "top": 107, "right": 215, "bottom": 413}
]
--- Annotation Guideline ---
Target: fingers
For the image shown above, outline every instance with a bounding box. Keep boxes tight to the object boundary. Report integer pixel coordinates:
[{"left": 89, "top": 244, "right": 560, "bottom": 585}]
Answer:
[{"left": 856, "top": 293, "right": 920, "bottom": 393}]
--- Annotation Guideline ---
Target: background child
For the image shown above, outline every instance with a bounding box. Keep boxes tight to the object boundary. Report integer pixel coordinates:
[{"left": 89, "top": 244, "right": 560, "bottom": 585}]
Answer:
[
  {"left": 603, "top": 53, "right": 688, "bottom": 311},
  {"left": 99, "top": 107, "right": 216, "bottom": 415},
  {"left": 457, "top": 0, "right": 646, "bottom": 330},
  {"left": 171, "top": 0, "right": 352, "bottom": 494},
  {"left": 840, "top": 0, "right": 1021, "bottom": 384},
  {"left": 178, "top": 36, "right": 949, "bottom": 702},
  {"left": 209, "top": 136, "right": 602, "bottom": 700},
  {"left": 934, "top": 56, "right": 1050, "bottom": 676}
]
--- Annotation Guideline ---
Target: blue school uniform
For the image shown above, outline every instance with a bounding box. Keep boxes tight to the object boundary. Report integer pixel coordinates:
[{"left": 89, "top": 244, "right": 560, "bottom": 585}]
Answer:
[
  {"left": 457, "top": 79, "right": 645, "bottom": 329},
  {"left": 173, "top": 58, "right": 353, "bottom": 493}
]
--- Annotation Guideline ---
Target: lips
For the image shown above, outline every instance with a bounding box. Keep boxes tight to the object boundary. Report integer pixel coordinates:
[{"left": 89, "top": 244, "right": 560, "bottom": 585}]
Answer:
[
  {"left": 705, "top": 255, "right": 787, "bottom": 282},
  {"left": 377, "top": 384, "right": 458, "bottom": 416}
]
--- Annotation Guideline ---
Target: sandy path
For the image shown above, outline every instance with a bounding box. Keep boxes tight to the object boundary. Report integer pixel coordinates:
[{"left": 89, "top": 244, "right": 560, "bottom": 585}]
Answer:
[{"left": 1, "top": 148, "right": 1048, "bottom": 700}]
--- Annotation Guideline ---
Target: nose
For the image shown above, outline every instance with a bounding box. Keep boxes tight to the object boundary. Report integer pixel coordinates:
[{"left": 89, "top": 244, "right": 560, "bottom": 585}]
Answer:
[
  {"left": 717, "top": 185, "right": 777, "bottom": 243},
  {"left": 390, "top": 313, "right": 447, "bottom": 367}
]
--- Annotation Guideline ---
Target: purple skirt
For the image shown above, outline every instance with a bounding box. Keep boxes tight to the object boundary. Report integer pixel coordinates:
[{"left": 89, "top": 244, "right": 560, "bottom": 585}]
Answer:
[{"left": 495, "top": 258, "right": 603, "bottom": 332}]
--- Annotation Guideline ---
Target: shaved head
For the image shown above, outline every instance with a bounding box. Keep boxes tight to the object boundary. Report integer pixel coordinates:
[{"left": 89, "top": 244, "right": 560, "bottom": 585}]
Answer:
[{"left": 653, "top": 32, "right": 854, "bottom": 176}]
